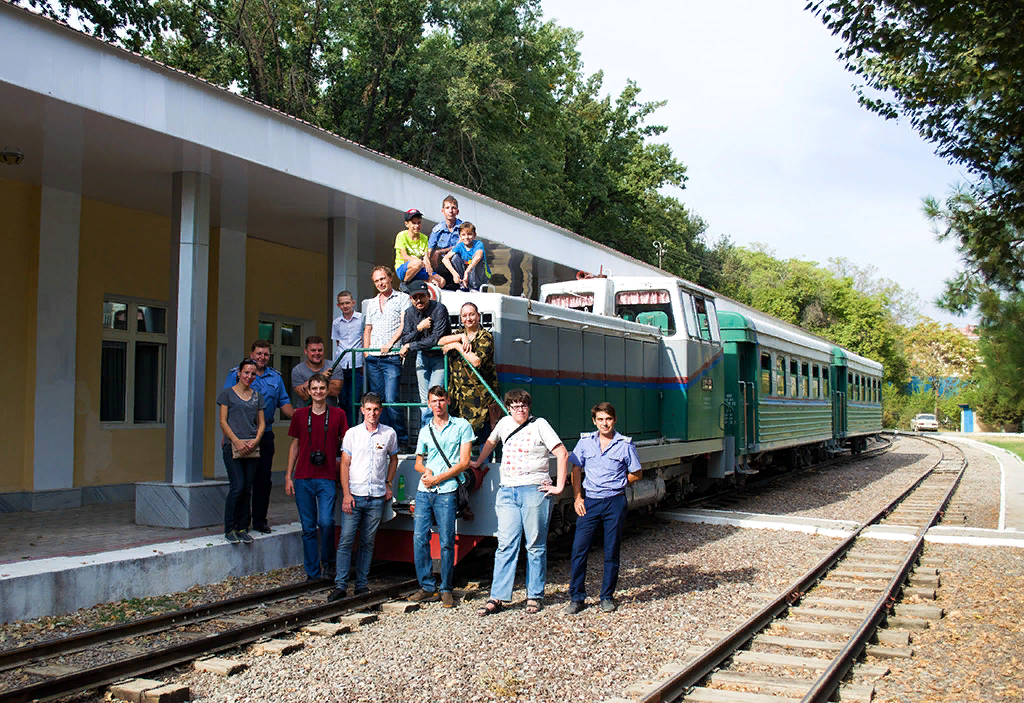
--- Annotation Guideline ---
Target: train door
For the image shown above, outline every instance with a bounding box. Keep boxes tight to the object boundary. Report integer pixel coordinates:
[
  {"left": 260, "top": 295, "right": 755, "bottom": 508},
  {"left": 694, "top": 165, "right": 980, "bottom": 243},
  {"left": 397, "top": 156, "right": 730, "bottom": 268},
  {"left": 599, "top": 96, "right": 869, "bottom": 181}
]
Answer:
[
  {"left": 558, "top": 328, "right": 585, "bottom": 441},
  {"left": 529, "top": 323, "right": 559, "bottom": 435},
  {"left": 583, "top": 331, "right": 607, "bottom": 435},
  {"left": 604, "top": 335, "right": 626, "bottom": 432},
  {"left": 831, "top": 361, "right": 848, "bottom": 439}
]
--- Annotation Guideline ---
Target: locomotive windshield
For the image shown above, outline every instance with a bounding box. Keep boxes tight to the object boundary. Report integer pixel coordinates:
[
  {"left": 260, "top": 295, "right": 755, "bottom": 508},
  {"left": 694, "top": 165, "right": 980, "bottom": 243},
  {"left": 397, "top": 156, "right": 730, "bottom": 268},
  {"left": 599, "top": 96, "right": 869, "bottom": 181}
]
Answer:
[
  {"left": 545, "top": 292, "right": 595, "bottom": 312},
  {"left": 614, "top": 290, "right": 675, "bottom": 334}
]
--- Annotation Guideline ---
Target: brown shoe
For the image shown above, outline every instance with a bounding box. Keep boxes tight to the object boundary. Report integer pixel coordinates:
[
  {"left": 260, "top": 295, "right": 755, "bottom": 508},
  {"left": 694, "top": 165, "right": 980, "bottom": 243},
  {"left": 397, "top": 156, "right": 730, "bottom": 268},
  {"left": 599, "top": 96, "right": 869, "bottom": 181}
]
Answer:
[
  {"left": 441, "top": 592, "right": 455, "bottom": 608},
  {"left": 408, "top": 589, "right": 440, "bottom": 603}
]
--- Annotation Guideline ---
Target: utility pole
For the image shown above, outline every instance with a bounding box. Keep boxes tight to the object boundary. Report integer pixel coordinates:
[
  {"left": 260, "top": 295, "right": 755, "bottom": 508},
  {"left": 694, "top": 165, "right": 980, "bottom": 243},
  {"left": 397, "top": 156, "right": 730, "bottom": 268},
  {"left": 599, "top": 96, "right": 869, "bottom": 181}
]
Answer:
[{"left": 652, "top": 240, "right": 667, "bottom": 270}]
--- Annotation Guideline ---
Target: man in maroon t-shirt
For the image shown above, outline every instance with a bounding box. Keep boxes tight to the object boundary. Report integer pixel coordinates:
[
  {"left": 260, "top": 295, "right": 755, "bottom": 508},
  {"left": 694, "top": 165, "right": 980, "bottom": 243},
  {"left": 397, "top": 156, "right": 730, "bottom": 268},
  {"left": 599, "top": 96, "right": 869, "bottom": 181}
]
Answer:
[{"left": 286, "top": 373, "right": 348, "bottom": 581}]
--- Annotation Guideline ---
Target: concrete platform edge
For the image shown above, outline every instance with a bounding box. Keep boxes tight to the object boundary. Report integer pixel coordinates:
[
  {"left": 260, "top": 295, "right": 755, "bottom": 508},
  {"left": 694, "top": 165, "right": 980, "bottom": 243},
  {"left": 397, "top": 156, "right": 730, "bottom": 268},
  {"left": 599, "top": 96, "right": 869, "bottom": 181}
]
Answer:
[{"left": 0, "top": 524, "right": 303, "bottom": 624}]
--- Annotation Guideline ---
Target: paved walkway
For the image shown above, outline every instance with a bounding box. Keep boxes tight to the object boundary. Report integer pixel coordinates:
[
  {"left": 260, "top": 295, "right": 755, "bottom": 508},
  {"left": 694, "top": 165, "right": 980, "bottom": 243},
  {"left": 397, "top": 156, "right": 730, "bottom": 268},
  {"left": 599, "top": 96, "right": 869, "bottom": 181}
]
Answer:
[
  {"left": 946, "top": 435, "right": 1024, "bottom": 532},
  {"left": 0, "top": 483, "right": 299, "bottom": 565}
]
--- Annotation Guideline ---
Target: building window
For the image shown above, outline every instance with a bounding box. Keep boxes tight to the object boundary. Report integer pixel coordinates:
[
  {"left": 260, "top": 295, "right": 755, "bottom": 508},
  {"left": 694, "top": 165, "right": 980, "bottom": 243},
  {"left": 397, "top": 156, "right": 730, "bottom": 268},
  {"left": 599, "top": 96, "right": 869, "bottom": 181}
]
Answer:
[
  {"left": 258, "top": 315, "right": 313, "bottom": 406},
  {"left": 101, "top": 299, "right": 167, "bottom": 424}
]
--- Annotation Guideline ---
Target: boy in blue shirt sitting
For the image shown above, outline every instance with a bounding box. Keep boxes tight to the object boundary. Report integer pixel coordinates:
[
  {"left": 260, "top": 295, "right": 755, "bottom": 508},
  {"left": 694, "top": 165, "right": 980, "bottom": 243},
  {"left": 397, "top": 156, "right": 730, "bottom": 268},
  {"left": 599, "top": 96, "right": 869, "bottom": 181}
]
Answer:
[{"left": 442, "top": 221, "right": 488, "bottom": 291}]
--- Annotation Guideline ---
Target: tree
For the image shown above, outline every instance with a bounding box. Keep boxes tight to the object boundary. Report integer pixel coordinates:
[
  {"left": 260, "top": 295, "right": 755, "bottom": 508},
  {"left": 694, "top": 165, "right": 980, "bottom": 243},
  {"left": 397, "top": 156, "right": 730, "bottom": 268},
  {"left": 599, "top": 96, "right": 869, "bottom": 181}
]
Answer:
[
  {"left": 828, "top": 257, "right": 921, "bottom": 326},
  {"left": 807, "top": 1, "right": 1024, "bottom": 306},
  {"left": 904, "top": 320, "right": 978, "bottom": 415},
  {"left": 715, "top": 245, "right": 909, "bottom": 385},
  {"left": 967, "top": 293, "right": 1024, "bottom": 426},
  {"left": 16, "top": 0, "right": 166, "bottom": 51}
]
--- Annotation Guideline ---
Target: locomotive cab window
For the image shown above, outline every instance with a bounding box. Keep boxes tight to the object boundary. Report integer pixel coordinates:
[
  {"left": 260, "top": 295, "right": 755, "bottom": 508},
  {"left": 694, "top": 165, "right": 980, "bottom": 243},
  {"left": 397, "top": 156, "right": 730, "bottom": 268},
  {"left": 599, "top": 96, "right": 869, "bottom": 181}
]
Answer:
[
  {"left": 761, "top": 353, "right": 772, "bottom": 395},
  {"left": 801, "top": 362, "right": 810, "bottom": 397},
  {"left": 691, "top": 296, "right": 714, "bottom": 342},
  {"left": 615, "top": 290, "right": 675, "bottom": 335},
  {"left": 545, "top": 292, "right": 595, "bottom": 312},
  {"left": 776, "top": 356, "right": 786, "bottom": 396},
  {"left": 812, "top": 365, "right": 821, "bottom": 398},
  {"left": 789, "top": 360, "right": 799, "bottom": 397}
]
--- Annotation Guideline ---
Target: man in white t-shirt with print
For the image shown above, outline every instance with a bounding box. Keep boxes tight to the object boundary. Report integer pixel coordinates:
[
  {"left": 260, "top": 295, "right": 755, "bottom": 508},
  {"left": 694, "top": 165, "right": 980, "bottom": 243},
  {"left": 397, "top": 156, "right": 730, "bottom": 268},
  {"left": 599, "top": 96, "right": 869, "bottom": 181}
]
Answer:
[{"left": 470, "top": 389, "right": 567, "bottom": 616}]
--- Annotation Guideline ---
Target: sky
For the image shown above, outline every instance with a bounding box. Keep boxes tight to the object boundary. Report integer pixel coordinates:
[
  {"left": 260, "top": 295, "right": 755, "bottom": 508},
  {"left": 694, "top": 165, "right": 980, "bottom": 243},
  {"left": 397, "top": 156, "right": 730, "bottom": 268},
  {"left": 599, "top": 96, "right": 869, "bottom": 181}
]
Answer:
[{"left": 540, "top": 0, "right": 973, "bottom": 325}]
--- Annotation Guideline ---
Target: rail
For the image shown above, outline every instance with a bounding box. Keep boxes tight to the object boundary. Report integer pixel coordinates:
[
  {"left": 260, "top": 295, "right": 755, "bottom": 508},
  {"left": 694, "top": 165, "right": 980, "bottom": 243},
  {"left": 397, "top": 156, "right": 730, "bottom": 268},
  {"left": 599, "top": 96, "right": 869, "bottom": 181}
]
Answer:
[
  {"left": 639, "top": 433, "right": 965, "bottom": 703},
  {"left": 331, "top": 345, "right": 507, "bottom": 422}
]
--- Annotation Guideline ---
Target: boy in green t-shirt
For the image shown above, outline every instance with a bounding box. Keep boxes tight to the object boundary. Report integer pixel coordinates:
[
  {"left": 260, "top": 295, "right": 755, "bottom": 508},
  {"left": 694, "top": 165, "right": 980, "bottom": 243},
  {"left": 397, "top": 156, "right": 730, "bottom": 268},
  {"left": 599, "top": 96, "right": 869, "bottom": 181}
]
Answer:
[{"left": 394, "top": 208, "right": 444, "bottom": 291}]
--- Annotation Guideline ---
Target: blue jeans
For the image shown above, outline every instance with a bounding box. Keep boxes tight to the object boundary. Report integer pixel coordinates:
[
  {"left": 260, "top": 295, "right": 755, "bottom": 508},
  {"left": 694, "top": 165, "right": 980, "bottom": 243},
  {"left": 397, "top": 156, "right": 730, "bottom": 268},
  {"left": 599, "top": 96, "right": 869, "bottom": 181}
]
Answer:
[
  {"left": 335, "top": 495, "right": 386, "bottom": 590},
  {"left": 416, "top": 352, "right": 447, "bottom": 425},
  {"left": 490, "top": 485, "right": 553, "bottom": 601},
  {"left": 365, "top": 355, "right": 406, "bottom": 443},
  {"left": 413, "top": 490, "right": 456, "bottom": 593},
  {"left": 569, "top": 493, "right": 628, "bottom": 602},
  {"left": 294, "top": 478, "right": 337, "bottom": 579},
  {"left": 222, "top": 444, "right": 257, "bottom": 533}
]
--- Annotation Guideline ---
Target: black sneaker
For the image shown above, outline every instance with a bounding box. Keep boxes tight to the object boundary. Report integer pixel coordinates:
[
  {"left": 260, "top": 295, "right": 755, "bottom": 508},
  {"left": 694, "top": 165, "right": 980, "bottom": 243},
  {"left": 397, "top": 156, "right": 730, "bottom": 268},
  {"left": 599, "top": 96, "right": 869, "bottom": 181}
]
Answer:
[
  {"left": 237, "top": 531, "right": 254, "bottom": 544},
  {"left": 327, "top": 588, "right": 347, "bottom": 602},
  {"left": 564, "top": 600, "right": 585, "bottom": 615},
  {"left": 354, "top": 587, "right": 370, "bottom": 596},
  {"left": 224, "top": 531, "right": 241, "bottom": 544},
  {"left": 253, "top": 524, "right": 272, "bottom": 534},
  {"left": 322, "top": 564, "right": 337, "bottom": 582}
]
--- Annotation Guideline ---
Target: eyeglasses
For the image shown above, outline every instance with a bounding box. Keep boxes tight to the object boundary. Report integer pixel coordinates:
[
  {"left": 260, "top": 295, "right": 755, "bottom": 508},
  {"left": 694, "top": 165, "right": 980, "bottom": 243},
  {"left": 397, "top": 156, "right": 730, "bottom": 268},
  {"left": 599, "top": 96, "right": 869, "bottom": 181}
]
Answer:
[{"left": 508, "top": 404, "right": 529, "bottom": 411}]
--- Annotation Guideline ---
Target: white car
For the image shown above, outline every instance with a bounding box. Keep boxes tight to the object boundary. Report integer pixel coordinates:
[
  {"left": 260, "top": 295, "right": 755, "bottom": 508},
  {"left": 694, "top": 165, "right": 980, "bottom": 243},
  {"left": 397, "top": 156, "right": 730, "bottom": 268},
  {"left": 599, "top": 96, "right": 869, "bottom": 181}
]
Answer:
[{"left": 910, "top": 413, "right": 939, "bottom": 432}]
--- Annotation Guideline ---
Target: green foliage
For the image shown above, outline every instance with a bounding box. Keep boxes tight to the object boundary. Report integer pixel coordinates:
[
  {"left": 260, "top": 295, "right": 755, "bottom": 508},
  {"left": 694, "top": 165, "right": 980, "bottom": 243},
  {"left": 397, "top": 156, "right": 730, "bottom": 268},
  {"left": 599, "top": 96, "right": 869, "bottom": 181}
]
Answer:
[
  {"left": 966, "top": 293, "right": 1024, "bottom": 426},
  {"left": 904, "top": 319, "right": 978, "bottom": 414},
  {"left": 807, "top": 1, "right": 1024, "bottom": 316},
  {"left": 141, "top": 0, "right": 711, "bottom": 270},
  {"left": 715, "top": 245, "right": 909, "bottom": 385},
  {"left": 881, "top": 382, "right": 906, "bottom": 428},
  {"left": 17, "top": 0, "right": 166, "bottom": 51}
]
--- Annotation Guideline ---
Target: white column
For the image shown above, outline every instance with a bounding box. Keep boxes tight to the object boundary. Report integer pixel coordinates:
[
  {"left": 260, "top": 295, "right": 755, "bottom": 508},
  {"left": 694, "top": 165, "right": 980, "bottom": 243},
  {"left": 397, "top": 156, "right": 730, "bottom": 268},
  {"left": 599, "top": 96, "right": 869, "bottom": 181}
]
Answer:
[
  {"left": 33, "top": 187, "right": 82, "bottom": 491},
  {"left": 213, "top": 228, "right": 247, "bottom": 477},
  {"left": 328, "top": 194, "right": 363, "bottom": 311},
  {"left": 166, "top": 172, "right": 211, "bottom": 484}
]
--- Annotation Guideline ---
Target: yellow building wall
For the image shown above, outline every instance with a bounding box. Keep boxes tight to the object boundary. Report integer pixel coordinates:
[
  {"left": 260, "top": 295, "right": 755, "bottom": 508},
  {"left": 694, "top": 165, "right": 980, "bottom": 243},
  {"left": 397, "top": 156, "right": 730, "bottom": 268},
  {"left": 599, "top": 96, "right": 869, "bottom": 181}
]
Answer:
[
  {"left": 75, "top": 199, "right": 171, "bottom": 487},
  {"left": 4, "top": 184, "right": 329, "bottom": 491},
  {"left": 0, "top": 179, "right": 40, "bottom": 493},
  {"left": 201, "top": 237, "right": 330, "bottom": 478}
]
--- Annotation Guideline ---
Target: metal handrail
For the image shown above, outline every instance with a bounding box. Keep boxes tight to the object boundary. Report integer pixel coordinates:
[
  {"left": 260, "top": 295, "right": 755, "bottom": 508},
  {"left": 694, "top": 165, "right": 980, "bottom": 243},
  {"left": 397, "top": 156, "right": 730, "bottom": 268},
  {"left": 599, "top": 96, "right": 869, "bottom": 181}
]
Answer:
[{"left": 331, "top": 344, "right": 507, "bottom": 419}]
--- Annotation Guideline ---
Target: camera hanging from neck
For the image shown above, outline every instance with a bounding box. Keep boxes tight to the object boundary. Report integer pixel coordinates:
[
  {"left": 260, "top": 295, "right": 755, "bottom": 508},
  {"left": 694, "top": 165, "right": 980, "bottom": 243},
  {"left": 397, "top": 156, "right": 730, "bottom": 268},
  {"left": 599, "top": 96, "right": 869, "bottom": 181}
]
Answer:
[{"left": 308, "top": 403, "right": 330, "bottom": 466}]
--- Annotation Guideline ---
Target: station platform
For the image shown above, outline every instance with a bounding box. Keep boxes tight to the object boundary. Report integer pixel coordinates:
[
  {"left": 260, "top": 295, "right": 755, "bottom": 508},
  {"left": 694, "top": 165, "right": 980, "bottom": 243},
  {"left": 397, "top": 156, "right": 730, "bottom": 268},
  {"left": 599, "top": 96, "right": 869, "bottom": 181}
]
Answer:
[
  {"left": 0, "top": 480, "right": 305, "bottom": 624},
  {"left": 659, "top": 435, "right": 1024, "bottom": 548}
]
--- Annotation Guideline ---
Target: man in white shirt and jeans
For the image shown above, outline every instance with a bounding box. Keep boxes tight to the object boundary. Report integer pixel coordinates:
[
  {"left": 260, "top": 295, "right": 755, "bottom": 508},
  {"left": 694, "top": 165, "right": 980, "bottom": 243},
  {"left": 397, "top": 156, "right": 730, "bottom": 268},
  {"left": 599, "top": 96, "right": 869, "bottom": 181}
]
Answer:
[
  {"left": 331, "top": 290, "right": 364, "bottom": 425},
  {"left": 470, "top": 389, "right": 568, "bottom": 615},
  {"left": 329, "top": 392, "right": 398, "bottom": 602}
]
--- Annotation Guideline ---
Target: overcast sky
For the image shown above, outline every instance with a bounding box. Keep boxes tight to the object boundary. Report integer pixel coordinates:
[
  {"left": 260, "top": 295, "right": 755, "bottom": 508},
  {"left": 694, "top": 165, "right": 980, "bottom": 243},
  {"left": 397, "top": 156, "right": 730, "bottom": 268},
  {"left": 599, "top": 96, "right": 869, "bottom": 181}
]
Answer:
[{"left": 541, "top": 0, "right": 972, "bottom": 325}]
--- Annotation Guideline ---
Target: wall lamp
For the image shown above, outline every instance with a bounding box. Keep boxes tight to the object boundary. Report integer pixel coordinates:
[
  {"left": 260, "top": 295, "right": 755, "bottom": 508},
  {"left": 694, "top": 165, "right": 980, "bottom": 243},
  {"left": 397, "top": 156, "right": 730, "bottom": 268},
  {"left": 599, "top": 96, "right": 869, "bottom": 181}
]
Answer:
[{"left": 1, "top": 147, "right": 24, "bottom": 166}]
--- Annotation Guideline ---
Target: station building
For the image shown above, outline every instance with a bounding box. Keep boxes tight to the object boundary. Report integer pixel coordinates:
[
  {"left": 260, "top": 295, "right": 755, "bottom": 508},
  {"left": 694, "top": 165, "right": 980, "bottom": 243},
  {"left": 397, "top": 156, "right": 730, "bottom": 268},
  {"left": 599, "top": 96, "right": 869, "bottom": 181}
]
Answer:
[{"left": 0, "top": 3, "right": 663, "bottom": 525}]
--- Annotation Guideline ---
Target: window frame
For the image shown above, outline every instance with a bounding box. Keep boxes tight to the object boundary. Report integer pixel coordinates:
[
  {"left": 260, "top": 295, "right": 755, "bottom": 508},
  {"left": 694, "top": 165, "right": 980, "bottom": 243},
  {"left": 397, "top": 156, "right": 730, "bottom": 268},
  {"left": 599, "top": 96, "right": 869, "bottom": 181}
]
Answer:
[
  {"left": 100, "top": 295, "right": 168, "bottom": 427},
  {"left": 258, "top": 313, "right": 315, "bottom": 406},
  {"left": 776, "top": 355, "right": 787, "bottom": 397},
  {"left": 760, "top": 352, "right": 772, "bottom": 396}
]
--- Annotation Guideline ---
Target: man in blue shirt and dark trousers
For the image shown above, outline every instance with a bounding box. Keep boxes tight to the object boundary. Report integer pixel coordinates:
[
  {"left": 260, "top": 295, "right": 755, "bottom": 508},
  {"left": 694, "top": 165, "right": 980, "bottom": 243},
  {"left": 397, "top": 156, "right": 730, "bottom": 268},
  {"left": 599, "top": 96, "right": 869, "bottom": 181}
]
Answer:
[
  {"left": 222, "top": 340, "right": 294, "bottom": 533},
  {"left": 565, "top": 402, "right": 642, "bottom": 614}
]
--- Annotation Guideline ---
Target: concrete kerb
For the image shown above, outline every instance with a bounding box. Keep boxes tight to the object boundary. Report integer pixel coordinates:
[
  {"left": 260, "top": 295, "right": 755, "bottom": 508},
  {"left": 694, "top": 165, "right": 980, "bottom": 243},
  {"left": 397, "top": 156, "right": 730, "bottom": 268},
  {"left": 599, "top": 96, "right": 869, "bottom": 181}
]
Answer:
[{"left": 0, "top": 523, "right": 303, "bottom": 624}]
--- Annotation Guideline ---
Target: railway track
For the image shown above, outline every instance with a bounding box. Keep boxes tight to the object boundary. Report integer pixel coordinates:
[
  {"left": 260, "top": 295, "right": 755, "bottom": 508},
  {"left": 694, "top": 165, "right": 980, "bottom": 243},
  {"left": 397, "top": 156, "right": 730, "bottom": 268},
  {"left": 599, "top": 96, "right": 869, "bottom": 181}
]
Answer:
[
  {"left": 683, "top": 433, "right": 894, "bottom": 511},
  {"left": 634, "top": 434, "right": 964, "bottom": 703},
  {"left": 0, "top": 576, "right": 420, "bottom": 702}
]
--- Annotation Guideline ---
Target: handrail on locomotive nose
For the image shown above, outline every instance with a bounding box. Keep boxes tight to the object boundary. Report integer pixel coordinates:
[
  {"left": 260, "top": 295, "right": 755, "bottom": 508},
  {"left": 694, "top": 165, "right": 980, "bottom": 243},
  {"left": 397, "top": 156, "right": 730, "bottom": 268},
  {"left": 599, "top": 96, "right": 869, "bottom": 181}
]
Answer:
[{"left": 331, "top": 347, "right": 509, "bottom": 422}]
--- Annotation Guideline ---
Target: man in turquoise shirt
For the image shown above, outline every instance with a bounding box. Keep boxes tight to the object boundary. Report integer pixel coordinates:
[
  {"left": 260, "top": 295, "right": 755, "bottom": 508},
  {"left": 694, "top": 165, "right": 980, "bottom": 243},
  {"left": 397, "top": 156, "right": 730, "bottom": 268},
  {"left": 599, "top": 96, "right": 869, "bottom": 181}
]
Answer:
[{"left": 409, "top": 385, "right": 474, "bottom": 608}]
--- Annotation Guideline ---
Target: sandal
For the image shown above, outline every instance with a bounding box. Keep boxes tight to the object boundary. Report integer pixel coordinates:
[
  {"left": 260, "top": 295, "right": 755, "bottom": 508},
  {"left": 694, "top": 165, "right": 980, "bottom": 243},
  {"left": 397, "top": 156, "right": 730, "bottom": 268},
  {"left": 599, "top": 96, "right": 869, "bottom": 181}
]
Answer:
[
  {"left": 477, "top": 599, "right": 503, "bottom": 617},
  {"left": 526, "top": 599, "right": 542, "bottom": 614}
]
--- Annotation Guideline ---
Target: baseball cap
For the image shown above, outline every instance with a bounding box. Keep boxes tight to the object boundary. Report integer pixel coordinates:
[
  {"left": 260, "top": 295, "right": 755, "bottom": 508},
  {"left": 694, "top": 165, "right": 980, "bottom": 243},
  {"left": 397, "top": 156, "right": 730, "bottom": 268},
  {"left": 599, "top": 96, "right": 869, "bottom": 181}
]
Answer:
[
  {"left": 405, "top": 208, "right": 424, "bottom": 221},
  {"left": 407, "top": 280, "right": 430, "bottom": 296}
]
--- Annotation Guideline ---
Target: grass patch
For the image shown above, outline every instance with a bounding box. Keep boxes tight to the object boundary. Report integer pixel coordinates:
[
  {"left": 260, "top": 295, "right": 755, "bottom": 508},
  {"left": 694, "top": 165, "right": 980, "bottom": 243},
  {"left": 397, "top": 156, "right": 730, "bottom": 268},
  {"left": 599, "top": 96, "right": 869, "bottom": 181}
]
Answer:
[{"left": 981, "top": 438, "right": 1024, "bottom": 461}]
